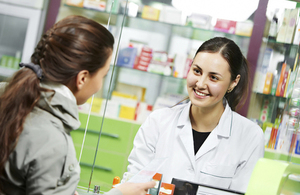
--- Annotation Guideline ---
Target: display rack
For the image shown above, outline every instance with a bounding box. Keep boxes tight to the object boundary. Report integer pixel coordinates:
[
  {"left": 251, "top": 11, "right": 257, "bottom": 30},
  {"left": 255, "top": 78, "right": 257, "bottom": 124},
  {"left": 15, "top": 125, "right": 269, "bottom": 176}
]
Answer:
[{"left": 247, "top": 2, "right": 300, "bottom": 163}]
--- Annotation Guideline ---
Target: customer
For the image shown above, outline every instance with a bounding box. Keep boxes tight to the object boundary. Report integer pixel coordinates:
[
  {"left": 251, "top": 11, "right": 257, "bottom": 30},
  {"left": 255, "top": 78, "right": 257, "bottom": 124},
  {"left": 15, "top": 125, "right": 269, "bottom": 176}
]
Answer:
[
  {"left": 0, "top": 15, "right": 154, "bottom": 195},
  {"left": 123, "top": 37, "right": 264, "bottom": 193}
]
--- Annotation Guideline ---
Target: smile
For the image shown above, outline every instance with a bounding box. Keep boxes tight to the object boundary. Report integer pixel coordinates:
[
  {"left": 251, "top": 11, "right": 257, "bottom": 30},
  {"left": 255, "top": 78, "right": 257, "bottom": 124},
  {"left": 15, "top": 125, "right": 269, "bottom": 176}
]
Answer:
[{"left": 195, "top": 90, "right": 208, "bottom": 96}]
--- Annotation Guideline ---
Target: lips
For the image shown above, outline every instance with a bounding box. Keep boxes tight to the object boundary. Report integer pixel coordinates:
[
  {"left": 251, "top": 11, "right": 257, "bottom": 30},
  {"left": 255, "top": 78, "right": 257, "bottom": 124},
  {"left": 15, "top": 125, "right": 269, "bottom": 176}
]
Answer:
[{"left": 194, "top": 89, "right": 209, "bottom": 97}]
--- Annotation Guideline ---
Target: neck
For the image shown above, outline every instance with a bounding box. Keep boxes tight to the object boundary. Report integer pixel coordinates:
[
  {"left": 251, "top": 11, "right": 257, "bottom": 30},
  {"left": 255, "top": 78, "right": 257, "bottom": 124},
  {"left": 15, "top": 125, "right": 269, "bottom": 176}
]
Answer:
[{"left": 190, "top": 102, "right": 225, "bottom": 132}]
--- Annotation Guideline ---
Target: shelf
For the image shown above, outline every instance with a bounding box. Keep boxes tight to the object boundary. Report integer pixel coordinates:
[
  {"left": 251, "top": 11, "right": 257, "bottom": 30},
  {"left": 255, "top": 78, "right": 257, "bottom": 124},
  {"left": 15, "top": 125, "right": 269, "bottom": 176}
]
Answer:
[
  {"left": 64, "top": 4, "right": 251, "bottom": 39},
  {"left": 264, "top": 148, "right": 300, "bottom": 165},
  {"left": 0, "top": 66, "right": 17, "bottom": 77},
  {"left": 252, "top": 91, "right": 289, "bottom": 99},
  {"left": 78, "top": 110, "right": 143, "bottom": 125},
  {"left": 112, "top": 65, "right": 187, "bottom": 80},
  {"left": 262, "top": 37, "right": 299, "bottom": 47}
]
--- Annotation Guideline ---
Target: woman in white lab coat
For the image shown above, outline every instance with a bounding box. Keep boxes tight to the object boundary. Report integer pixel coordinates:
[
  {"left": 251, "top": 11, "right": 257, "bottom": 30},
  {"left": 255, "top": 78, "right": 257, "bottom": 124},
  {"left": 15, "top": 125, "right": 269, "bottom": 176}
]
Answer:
[{"left": 123, "top": 37, "right": 265, "bottom": 193}]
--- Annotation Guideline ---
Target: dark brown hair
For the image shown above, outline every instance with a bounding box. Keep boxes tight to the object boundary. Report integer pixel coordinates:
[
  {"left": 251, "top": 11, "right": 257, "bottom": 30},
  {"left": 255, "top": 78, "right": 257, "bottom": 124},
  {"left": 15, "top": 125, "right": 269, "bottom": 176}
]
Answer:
[
  {"left": 194, "top": 37, "right": 249, "bottom": 111},
  {"left": 0, "top": 15, "right": 114, "bottom": 175}
]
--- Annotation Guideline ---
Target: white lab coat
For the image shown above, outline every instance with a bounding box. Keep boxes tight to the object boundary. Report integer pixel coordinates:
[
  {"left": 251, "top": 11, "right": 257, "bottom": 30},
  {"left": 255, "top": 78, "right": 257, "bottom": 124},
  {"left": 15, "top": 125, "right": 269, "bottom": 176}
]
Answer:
[{"left": 123, "top": 100, "right": 264, "bottom": 193}]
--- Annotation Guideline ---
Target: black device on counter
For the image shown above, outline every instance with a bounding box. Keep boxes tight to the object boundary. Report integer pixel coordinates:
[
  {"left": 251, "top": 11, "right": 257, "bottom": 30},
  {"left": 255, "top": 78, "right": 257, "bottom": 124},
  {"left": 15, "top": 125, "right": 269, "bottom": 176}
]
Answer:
[{"left": 171, "top": 178, "right": 244, "bottom": 195}]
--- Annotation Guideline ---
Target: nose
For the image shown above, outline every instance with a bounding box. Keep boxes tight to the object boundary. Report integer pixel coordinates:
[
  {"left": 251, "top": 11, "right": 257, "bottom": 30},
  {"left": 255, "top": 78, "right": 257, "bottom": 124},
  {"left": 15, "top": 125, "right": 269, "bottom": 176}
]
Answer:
[{"left": 196, "top": 75, "right": 208, "bottom": 89}]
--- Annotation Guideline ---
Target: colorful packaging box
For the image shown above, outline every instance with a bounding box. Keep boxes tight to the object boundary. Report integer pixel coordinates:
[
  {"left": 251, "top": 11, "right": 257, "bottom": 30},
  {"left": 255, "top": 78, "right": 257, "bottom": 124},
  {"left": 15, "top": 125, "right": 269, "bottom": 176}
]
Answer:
[
  {"left": 214, "top": 19, "right": 236, "bottom": 34},
  {"left": 133, "top": 47, "right": 153, "bottom": 71},
  {"left": 83, "top": 0, "right": 106, "bottom": 11},
  {"left": 66, "top": 0, "right": 84, "bottom": 7},
  {"left": 117, "top": 47, "right": 138, "bottom": 68},
  {"left": 141, "top": 5, "right": 160, "bottom": 21}
]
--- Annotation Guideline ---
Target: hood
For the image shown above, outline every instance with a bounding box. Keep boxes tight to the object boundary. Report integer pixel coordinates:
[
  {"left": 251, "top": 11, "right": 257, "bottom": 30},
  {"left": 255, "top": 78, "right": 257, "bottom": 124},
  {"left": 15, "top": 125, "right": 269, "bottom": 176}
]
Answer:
[{"left": 37, "top": 85, "right": 81, "bottom": 132}]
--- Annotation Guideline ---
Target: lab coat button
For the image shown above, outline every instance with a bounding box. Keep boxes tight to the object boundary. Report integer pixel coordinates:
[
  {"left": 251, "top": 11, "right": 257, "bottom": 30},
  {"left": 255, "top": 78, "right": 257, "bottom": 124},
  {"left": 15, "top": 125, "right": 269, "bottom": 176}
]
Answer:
[{"left": 69, "top": 164, "right": 75, "bottom": 171}]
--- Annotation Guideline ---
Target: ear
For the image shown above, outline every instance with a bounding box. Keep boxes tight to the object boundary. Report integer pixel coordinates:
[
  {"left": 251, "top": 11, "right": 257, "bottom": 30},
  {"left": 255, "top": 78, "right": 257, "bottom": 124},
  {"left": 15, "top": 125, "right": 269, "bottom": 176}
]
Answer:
[
  {"left": 76, "top": 70, "right": 90, "bottom": 91},
  {"left": 229, "top": 74, "right": 241, "bottom": 91}
]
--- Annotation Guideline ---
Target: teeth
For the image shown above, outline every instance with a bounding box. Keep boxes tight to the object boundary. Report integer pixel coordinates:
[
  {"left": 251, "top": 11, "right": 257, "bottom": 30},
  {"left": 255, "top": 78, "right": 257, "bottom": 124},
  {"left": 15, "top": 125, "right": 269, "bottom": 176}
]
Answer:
[{"left": 195, "top": 91, "right": 206, "bottom": 96}]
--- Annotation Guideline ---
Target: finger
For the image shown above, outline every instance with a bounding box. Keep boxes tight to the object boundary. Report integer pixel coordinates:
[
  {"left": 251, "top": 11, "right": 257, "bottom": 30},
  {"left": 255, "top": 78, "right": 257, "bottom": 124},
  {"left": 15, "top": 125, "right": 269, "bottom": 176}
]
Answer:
[{"left": 141, "top": 181, "right": 156, "bottom": 189}]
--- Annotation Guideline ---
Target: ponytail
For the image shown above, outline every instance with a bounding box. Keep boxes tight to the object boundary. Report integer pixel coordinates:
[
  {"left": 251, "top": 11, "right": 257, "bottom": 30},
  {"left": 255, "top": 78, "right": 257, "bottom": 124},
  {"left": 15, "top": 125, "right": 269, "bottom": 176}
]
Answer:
[
  {"left": 0, "top": 68, "right": 41, "bottom": 174},
  {"left": 224, "top": 56, "right": 249, "bottom": 111},
  {"left": 0, "top": 14, "right": 114, "bottom": 176}
]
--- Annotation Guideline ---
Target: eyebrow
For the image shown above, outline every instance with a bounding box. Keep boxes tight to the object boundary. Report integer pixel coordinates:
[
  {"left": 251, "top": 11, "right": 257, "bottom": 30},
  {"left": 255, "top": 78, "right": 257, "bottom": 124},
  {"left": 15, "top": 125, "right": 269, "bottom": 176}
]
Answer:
[{"left": 192, "top": 64, "right": 222, "bottom": 76}]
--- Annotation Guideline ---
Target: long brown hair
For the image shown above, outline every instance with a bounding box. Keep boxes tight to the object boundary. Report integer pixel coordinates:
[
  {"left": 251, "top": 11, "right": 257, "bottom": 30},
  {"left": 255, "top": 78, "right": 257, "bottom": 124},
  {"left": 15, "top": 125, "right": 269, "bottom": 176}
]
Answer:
[{"left": 0, "top": 15, "right": 114, "bottom": 175}]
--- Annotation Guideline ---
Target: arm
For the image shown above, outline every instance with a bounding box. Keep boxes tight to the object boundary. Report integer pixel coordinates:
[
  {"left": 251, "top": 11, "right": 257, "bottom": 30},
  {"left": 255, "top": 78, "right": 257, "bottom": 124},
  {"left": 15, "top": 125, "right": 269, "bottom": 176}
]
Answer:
[
  {"left": 25, "top": 138, "right": 76, "bottom": 195},
  {"left": 230, "top": 130, "right": 265, "bottom": 192}
]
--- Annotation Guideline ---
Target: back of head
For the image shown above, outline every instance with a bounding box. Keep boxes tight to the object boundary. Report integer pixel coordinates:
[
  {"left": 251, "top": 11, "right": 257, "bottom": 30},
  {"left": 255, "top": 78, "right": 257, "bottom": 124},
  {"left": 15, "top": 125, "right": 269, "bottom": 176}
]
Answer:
[
  {"left": 32, "top": 15, "right": 114, "bottom": 84},
  {"left": 0, "top": 15, "right": 114, "bottom": 178},
  {"left": 195, "top": 37, "right": 249, "bottom": 111}
]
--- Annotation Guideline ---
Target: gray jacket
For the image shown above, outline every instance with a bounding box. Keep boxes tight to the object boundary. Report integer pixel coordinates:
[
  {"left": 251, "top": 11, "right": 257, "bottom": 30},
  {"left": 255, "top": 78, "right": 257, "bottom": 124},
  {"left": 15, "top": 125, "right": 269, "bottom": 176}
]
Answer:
[{"left": 0, "top": 83, "right": 122, "bottom": 195}]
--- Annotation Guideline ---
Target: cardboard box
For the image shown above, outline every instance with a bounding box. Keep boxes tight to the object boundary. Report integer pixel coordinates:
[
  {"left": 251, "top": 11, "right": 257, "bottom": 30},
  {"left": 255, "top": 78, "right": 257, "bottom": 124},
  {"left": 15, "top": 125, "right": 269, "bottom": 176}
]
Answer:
[
  {"left": 83, "top": 0, "right": 106, "bottom": 11},
  {"left": 159, "top": 5, "right": 182, "bottom": 25},
  {"left": 133, "top": 46, "right": 153, "bottom": 71},
  {"left": 263, "top": 72, "right": 273, "bottom": 94},
  {"left": 141, "top": 5, "right": 160, "bottom": 21},
  {"left": 277, "top": 9, "right": 291, "bottom": 43},
  {"left": 214, "top": 19, "right": 236, "bottom": 34},
  {"left": 285, "top": 8, "right": 299, "bottom": 43},
  {"left": 186, "top": 13, "right": 212, "bottom": 29},
  {"left": 235, "top": 21, "right": 253, "bottom": 37},
  {"left": 116, "top": 47, "right": 138, "bottom": 68},
  {"left": 66, "top": 0, "right": 84, "bottom": 7}
]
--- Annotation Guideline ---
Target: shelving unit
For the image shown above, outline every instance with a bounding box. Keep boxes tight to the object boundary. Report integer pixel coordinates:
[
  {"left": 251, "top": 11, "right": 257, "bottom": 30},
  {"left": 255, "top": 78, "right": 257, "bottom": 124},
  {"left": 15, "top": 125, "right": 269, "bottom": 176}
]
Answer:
[
  {"left": 58, "top": 2, "right": 252, "bottom": 109},
  {"left": 0, "top": 67, "right": 17, "bottom": 78},
  {"left": 247, "top": 1, "right": 300, "bottom": 164}
]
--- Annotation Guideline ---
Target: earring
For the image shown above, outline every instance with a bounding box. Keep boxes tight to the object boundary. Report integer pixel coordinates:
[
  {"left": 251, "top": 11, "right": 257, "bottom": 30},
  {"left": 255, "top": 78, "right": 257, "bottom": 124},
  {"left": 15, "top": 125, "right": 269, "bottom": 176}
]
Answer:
[{"left": 227, "top": 88, "right": 233, "bottom": 93}]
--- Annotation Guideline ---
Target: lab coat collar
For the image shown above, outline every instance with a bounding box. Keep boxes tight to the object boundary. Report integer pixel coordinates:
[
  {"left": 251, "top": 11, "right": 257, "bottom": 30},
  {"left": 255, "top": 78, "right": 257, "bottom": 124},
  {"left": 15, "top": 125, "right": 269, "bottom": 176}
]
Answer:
[
  {"left": 177, "top": 101, "right": 195, "bottom": 170},
  {"left": 177, "top": 99, "right": 233, "bottom": 138},
  {"left": 177, "top": 101, "right": 191, "bottom": 127},
  {"left": 177, "top": 99, "right": 233, "bottom": 162},
  {"left": 214, "top": 100, "right": 233, "bottom": 138}
]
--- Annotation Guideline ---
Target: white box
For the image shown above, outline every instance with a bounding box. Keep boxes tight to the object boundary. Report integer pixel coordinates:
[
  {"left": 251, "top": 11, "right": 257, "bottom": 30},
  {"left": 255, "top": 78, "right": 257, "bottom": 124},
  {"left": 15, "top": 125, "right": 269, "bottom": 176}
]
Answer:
[
  {"left": 159, "top": 5, "right": 183, "bottom": 25},
  {"left": 277, "top": 9, "right": 291, "bottom": 43},
  {"left": 285, "top": 8, "right": 299, "bottom": 43}
]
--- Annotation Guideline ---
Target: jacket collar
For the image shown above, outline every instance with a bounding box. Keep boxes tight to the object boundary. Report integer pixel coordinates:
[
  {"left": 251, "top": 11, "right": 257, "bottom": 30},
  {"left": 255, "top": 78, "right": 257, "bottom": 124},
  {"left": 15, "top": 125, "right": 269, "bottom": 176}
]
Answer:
[
  {"left": 177, "top": 99, "right": 233, "bottom": 138},
  {"left": 38, "top": 83, "right": 81, "bottom": 132}
]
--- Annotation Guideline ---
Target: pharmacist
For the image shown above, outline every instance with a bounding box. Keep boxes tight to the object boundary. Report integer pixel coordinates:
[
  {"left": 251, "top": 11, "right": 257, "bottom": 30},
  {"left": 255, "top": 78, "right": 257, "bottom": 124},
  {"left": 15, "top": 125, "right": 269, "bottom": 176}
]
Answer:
[{"left": 122, "top": 37, "right": 265, "bottom": 193}]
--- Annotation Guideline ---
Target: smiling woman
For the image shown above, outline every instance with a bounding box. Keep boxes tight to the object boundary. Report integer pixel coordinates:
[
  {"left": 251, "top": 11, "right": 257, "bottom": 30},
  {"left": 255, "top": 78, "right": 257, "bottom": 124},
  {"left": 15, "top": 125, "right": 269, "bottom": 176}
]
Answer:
[
  {"left": 187, "top": 52, "right": 240, "bottom": 111},
  {"left": 122, "top": 37, "right": 265, "bottom": 193}
]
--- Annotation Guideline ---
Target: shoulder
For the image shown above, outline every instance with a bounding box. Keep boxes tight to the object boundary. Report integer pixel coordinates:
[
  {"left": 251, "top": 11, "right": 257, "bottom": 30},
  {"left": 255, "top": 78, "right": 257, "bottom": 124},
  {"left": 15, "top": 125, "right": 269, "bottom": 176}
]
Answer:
[
  {"left": 139, "top": 103, "right": 188, "bottom": 134},
  {"left": 17, "top": 107, "right": 68, "bottom": 162},
  {"left": 232, "top": 111, "right": 264, "bottom": 138},
  {"left": 148, "top": 102, "right": 188, "bottom": 120},
  {"left": 26, "top": 107, "right": 66, "bottom": 138}
]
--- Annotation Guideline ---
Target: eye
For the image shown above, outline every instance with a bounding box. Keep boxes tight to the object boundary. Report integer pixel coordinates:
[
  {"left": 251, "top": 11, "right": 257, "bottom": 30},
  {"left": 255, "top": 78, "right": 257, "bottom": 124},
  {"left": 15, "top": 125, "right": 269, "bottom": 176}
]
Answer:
[
  {"left": 210, "top": 75, "right": 219, "bottom": 81},
  {"left": 193, "top": 68, "right": 201, "bottom": 74}
]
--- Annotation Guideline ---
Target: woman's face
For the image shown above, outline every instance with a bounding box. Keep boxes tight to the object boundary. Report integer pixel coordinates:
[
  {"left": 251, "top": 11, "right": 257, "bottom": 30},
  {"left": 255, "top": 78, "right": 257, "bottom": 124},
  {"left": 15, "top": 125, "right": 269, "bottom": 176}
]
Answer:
[
  {"left": 186, "top": 52, "right": 238, "bottom": 110},
  {"left": 76, "top": 54, "right": 112, "bottom": 105}
]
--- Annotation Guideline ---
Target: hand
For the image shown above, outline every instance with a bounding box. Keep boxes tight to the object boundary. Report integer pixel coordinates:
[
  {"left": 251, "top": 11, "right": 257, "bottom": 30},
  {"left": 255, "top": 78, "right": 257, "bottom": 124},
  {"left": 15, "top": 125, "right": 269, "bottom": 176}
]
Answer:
[
  {"left": 116, "top": 181, "right": 156, "bottom": 195},
  {"left": 74, "top": 191, "right": 79, "bottom": 195}
]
